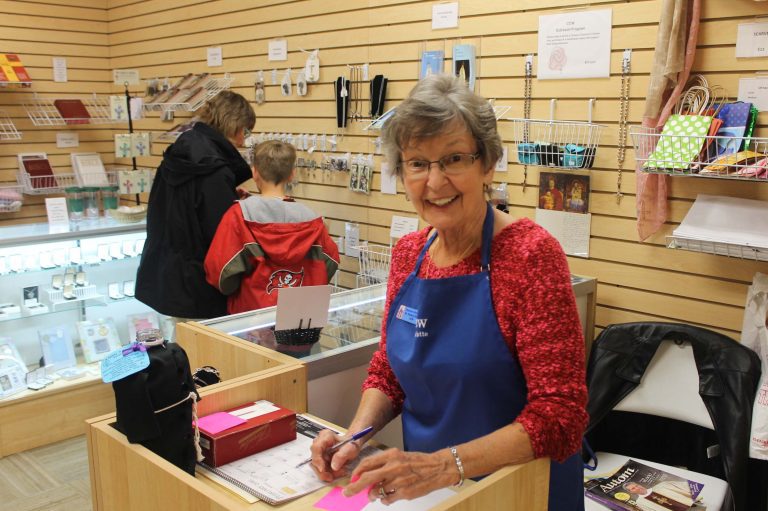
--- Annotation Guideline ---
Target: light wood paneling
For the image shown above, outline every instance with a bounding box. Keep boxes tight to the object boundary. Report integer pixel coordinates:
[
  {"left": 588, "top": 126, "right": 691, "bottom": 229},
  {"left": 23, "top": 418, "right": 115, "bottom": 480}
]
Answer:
[{"left": 2, "top": 0, "right": 767, "bottom": 341}]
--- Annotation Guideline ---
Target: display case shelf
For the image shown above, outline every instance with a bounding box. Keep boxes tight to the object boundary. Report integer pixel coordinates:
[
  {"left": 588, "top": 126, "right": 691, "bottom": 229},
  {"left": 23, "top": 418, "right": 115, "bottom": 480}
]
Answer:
[
  {"left": 631, "top": 126, "right": 768, "bottom": 180},
  {"left": 143, "top": 73, "right": 233, "bottom": 113},
  {"left": 0, "top": 110, "right": 21, "bottom": 140},
  {"left": 23, "top": 93, "right": 117, "bottom": 126}
]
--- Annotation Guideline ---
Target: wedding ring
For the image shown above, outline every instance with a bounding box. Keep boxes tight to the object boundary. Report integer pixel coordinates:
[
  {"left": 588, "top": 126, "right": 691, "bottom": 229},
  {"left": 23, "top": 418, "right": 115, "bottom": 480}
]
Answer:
[{"left": 378, "top": 484, "right": 396, "bottom": 498}]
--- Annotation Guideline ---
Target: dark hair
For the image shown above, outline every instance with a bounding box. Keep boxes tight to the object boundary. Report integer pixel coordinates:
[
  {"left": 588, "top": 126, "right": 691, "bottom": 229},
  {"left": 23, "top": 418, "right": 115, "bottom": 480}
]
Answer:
[
  {"left": 197, "top": 90, "right": 255, "bottom": 139},
  {"left": 381, "top": 74, "right": 502, "bottom": 178}
]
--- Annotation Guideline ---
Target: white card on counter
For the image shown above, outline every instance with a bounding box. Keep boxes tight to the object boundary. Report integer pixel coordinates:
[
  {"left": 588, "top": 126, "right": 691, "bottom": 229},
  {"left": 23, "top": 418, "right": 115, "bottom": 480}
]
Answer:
[{"left": 275, "top": 285, "right": 331, "bottom": 330}]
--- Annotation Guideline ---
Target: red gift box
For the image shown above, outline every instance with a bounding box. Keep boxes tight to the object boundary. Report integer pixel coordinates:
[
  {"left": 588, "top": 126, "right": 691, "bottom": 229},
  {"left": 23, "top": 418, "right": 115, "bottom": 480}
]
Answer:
[{"left": 198, "top": 401, "right": 296, "bottom": 467}]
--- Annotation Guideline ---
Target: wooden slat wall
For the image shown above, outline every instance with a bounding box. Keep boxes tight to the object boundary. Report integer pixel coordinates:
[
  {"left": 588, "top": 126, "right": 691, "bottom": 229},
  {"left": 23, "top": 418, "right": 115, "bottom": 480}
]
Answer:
[
  {"left": 0, "top": 0, "right": 111, "bottom": 224},
  {"left": 2, "top": 0, "right": 767, "bottom": 340}
]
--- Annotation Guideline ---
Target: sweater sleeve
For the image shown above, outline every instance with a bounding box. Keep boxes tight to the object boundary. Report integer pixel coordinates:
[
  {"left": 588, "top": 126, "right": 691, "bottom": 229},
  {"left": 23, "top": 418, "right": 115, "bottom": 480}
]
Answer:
[{"left": 498, "top": 226, "right": 588, "bottom": 462}]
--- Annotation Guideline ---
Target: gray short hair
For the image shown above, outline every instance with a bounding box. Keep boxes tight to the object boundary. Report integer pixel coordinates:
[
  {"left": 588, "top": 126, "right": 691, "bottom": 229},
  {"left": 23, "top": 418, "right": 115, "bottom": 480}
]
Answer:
[{"left": 382, "top": 74, "right": 502, "bottom": 178}]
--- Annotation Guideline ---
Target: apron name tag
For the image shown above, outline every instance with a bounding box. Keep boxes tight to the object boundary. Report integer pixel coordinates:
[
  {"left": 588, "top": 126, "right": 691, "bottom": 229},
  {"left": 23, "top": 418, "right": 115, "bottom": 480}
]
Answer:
[{"left": 395, "top": 305, "right": 419, "bottom": 325}]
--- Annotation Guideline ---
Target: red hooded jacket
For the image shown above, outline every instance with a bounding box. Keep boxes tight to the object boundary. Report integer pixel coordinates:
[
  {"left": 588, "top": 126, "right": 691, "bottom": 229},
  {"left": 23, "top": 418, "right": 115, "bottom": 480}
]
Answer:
[{"left": 204, "top": 198, "right": 339, "bottom": 314}]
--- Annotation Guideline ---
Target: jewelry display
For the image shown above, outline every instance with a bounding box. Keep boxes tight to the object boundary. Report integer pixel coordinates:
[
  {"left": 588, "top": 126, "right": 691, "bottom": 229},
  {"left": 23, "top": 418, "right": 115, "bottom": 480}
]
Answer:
[
  {"left": 108, "top": 282, "right": 124, "bottom": 300},
  {"left": 281, "top": 68, "right": 292, "bottom": 96},
  {"left": 303, "top": 48, "right": 320, "bottom": 82},
  {"left": 62, "top": 283, "right": 76, "bottom": 300},
  {"left": 109, "top": 242, "right": 123, "bottom": 260},
  {"left": 51, "top": 274, "right": 63, "bottom": 290},
  {"left": 296, "top": 70, "right": 307, "bottom": 96},
  {"left": 97, "top": 244, "right": 110, "bottom": 261},
  {"left": 63, "top": 272, "right": 74, "bottom": 287},
  {"left": 334, "top": 76, "right": 350, "bottom": 128},
  {"left": 254, "top": 70, "right": 265, "bottom": 104},
  {"left": 522, "top": 54, "right": 533, "bottom": 192},
  {"left": 39, "top": 251, "right": 55, "bottom": 269},
  {"left": 123, "top": 280, "right": 136, "bottom": 297},
  {"left": 616, "top": 49, "right": 631, "bottom": 204},
  {"left": 8, "top": 254, "right": 22, "bottom": 273},
  {"left": 68, "top": 247, "right": 82, "bottom": 265},
  {"left": 75, "top": 271, "right": 87, "bottom": 287},
  {"left": 0, "top": 256, "right": 6, "bottom": 275},
  {"left": 369, "top": 74, "right": 388, "bottom": 118}
]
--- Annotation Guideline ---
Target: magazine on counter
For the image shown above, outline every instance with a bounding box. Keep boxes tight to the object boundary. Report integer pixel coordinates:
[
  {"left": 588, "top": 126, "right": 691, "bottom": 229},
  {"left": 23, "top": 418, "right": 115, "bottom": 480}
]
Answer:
[{"left": 584, "top": 459, "right": 705, "bottom": 511}]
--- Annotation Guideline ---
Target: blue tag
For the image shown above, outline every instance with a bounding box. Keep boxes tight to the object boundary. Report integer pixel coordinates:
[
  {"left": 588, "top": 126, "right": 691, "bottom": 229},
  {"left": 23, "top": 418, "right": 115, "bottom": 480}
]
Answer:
[
  {"left": 394, "top": 304, "right": 418, "bottom": 325},
  {"left": 100, "top": 343, "right": 150, "bottom": 383}
]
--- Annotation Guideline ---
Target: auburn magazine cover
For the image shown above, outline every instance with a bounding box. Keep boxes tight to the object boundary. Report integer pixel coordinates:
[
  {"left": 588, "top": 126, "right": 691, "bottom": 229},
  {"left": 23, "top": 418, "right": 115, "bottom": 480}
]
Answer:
[{"left": 584, "top": 459, "right": 705, "bottom": 511}]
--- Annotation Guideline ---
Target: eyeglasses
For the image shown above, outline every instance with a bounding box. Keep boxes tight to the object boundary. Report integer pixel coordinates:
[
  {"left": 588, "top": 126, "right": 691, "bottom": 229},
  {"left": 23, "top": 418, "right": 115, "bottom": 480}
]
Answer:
[
  {"left": 243, "top": 128, "right": 252, "bottom": 138},
  {"left": 400, "top": 152, "right": 481, "bottom": 179}
]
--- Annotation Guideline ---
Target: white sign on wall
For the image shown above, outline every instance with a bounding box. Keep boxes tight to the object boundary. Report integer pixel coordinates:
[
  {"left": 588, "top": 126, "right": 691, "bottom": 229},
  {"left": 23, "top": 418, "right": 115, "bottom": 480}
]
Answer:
[
  {"left": 736, "top": 22, "right": 768, "bottom": 58},
  {"left": 537, "top": 9, "right": 612, "bottom": 80},
  {"left": 268, "top": 39, "right": 288, "bottom": 61}
]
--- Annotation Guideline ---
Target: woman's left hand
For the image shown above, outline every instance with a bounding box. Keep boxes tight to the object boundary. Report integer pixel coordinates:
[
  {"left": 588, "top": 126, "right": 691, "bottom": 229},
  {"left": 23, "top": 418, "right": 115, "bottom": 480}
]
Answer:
[{"left": 343, "top": 448, "right": 457, "bottom": 504}]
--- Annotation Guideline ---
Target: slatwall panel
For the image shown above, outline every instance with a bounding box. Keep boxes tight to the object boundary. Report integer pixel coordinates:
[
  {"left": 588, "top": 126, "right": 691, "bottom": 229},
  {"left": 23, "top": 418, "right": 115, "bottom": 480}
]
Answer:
[
  {"left": 0, "top": 0, "right": 111, "bottom": 224},
  {"left": 1, "top": 0, "right": 766, "bottom": 340}
]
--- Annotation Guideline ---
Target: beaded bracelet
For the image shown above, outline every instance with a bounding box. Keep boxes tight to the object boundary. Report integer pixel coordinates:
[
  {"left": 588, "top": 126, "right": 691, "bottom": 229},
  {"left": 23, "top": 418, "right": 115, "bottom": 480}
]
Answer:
[{"left": 449, "top": 446, "right": 465, "bottom": 487}]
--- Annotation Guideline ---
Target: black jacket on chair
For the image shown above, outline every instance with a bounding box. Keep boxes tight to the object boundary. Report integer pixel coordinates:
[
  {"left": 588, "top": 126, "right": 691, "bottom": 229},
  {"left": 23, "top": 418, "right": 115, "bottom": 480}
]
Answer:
[{"left": 585, "top": 322, "right": 762, "bottom": 511}]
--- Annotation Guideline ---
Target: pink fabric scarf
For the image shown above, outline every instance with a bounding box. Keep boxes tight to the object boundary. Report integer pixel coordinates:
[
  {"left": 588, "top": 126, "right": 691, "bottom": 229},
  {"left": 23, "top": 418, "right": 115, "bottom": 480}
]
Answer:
[{"left": 636, "top": 0, "right": 701, "bottom": 241}]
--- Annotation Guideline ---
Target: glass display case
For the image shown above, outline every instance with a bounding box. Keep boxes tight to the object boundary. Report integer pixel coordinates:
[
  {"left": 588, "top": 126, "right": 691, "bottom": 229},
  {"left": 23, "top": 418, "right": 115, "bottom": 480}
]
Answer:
[
  {"left": 200, "top": 283, "right": 387, "bottom": 380},
  {"left": 0, "top": 218, "right": 154, "bottom": 369}
]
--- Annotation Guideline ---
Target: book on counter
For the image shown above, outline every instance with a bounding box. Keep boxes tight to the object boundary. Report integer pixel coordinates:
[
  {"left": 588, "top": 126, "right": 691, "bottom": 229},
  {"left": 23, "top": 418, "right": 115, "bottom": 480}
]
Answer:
[
  {"left": 53, "top": 99, "right": 91, "bottom": 124},
  {"left": 584, "top": 459, "right": 705, "bottom": 511}
]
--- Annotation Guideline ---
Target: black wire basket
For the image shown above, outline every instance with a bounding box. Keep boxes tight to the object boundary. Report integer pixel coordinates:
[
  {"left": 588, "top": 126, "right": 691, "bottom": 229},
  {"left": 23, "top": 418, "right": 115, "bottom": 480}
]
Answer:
[{"left": 273, "top": 318, "right": 323, "bottom": 346}]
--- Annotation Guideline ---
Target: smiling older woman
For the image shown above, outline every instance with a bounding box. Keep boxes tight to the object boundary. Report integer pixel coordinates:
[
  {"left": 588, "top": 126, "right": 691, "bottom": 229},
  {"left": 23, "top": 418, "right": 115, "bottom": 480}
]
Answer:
[{"left": 308, "top": 74, "right": 588, "bottom": 511}]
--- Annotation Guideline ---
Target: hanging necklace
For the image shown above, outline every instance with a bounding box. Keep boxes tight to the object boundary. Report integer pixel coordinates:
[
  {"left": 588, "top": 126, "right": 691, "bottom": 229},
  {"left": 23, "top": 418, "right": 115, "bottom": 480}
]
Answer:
[
  {"left": 616, "top": 51, "right": 631, "bottom": 204},
  {"left": 522, "top": 55, "right": 533, "bottom": 192}
]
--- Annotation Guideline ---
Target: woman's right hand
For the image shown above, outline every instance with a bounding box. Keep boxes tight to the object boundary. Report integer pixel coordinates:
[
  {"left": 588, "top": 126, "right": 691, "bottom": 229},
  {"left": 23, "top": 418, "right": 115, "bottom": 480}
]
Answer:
[{"left": 309, "top": 429, "right": 362, "bottom": 482}]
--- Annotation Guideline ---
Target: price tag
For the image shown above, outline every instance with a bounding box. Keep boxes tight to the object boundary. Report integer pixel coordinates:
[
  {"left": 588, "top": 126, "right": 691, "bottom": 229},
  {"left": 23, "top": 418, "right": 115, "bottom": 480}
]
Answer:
[{"left": 101, "top": 344, "right": 150, "bottom": 383}]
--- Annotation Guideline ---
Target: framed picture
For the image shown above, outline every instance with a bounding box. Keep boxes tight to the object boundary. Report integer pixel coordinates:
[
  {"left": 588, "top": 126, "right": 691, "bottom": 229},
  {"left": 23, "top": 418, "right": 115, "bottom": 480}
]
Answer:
[
  {"left": 564, "top": 175, "right": 591, "bottom": 214},
  {"left": 0, "top": 338, "right": 27, "bottom": 399},
  {"left": 77, "top": 318, "right": 121, "bottom": 363},
  {"left": 538, "top": 172, "right": 567, "bottom": 211},
  {"left": 39, "top": 327, "right": 77, "bottom": 371}
]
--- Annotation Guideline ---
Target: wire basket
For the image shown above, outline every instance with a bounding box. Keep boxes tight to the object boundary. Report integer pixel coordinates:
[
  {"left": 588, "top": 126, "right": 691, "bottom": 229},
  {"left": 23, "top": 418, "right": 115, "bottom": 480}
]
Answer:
[
  {"left": 508, "top": 99, "right": 604, "bottom": 170},
  {"left": 0, "top": 110, "right": 21, "bottom": 141},
  {"left": 631, "top": 126, "right": 768, "bottom": 180},
  {"left": 23, "top": 93, "right": 114, "bottom": 126},
  {"left": 143, "top": 74, "right": 233, "bottom": 113},
  {"left": 107, "top": 205, "right": 147, "bottom": 224},
  {"left": 0, "top": 184, "right": 24, "bottom": 213},
  {"left": 354, "top": 243, "right": 392, "bottom": 286}
]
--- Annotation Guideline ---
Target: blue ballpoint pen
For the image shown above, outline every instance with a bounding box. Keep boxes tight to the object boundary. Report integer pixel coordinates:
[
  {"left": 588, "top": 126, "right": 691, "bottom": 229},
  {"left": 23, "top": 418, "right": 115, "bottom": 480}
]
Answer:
[{"left": 295, "top": 425, "right": 373, "bottom": 468}]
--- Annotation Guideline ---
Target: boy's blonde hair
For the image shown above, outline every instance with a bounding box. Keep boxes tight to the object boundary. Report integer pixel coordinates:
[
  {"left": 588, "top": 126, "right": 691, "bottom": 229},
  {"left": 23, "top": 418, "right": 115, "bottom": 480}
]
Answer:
[{"left": 252, "top": 141, "right": 296, "bottom": 184}]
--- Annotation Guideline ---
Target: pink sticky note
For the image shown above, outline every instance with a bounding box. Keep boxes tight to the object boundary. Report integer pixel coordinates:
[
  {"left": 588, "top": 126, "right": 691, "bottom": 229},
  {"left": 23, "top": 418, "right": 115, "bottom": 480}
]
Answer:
[
  {"left": 314, "top": 485, "right": 371, "bottom": 511},
  {"left": 196, "top": 412, "right": 247, "bottom": 435}
]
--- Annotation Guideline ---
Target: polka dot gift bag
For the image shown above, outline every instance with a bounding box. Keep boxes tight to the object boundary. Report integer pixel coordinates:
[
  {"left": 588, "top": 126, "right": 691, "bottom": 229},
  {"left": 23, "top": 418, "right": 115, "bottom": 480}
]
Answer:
[{"left": 644, "top": 84, "right": 714, "bottom": 172}]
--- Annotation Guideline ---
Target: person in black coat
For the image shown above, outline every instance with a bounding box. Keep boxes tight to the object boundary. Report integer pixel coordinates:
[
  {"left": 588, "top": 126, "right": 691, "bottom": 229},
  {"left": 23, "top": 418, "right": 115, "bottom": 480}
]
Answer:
[{"left": 136, "top": 90, "right": 256, "bottom": 320}]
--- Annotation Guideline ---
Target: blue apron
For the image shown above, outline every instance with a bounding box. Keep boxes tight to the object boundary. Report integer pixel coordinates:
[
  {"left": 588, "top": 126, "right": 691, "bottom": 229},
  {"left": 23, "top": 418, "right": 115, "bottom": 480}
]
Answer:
[{"left": 386, "top": 203, "right": 583, "bottom": 511}]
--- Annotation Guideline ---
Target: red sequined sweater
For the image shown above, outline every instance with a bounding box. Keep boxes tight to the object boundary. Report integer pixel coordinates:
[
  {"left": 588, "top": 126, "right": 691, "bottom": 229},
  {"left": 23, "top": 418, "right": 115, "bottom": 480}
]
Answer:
[{"left": 362, "top": 218, "right": 588, "bottom": 461}]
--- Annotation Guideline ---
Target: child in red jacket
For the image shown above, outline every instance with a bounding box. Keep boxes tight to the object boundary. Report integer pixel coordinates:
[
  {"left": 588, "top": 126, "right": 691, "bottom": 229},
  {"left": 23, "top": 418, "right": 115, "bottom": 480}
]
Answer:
[{"left": 204, "top": 141, "right": 339, "bottom": 314}]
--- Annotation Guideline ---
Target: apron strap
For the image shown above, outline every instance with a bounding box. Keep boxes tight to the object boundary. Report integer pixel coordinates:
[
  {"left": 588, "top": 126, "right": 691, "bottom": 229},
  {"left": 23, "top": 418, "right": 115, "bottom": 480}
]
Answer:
[{"left": 413, "top": 202, "right": 495, "bottom": 274}]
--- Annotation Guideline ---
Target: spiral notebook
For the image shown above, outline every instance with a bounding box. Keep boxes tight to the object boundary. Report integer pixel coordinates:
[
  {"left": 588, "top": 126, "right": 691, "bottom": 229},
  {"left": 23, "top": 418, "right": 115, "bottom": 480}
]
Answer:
[
  {"left": 198, "top": 415, "right": 336, "bottom": 504},
  {"left": 198, "top": 415, "right": 380, "bottom": 505}
]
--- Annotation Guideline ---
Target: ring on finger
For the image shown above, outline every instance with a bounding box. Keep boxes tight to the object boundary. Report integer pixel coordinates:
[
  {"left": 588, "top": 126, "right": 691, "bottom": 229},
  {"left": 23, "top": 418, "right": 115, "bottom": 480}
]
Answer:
[{"left": 378, "top": 484, "right": 396, "bottom": 499}]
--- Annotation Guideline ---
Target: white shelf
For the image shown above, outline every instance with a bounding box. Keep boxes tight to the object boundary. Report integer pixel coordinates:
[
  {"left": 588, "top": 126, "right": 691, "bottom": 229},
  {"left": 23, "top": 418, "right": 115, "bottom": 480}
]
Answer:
[
  {"left": 667, "top": 236, "right": 768, "bottom": 261},
  {"left": 143, "top": 74, "right": 233, "bottom": 113},
  {"left": 0, "top": 110, "right": 21, "bottom": 140},
  {"left": 23, "top": 93, "right": 117, "bottom": 126}
]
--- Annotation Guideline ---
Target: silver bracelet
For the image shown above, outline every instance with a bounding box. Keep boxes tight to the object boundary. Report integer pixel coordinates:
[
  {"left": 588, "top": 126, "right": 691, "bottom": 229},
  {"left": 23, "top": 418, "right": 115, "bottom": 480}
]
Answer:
[{"left": 449, "top": 446, "right": 465, "bottom": 487}]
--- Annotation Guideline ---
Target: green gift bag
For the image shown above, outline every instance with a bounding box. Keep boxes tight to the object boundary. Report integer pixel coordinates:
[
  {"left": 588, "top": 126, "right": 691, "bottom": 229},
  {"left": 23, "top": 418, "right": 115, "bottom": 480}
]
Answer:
[{"left": 644, "top": 114, "right": 713, "bottom": 171}]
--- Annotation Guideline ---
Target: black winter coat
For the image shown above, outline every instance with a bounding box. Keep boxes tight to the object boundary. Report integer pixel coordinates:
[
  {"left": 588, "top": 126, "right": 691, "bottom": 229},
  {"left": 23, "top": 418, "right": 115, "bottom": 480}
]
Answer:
[
  {"left": 585, "top": 322, "right": 762, "bottom": 511},
  {"left": 136, "top": 122, "right": 251, "bottom": 319}
]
